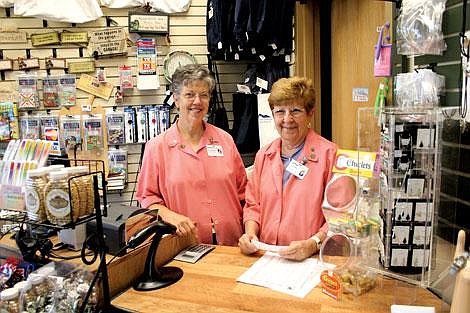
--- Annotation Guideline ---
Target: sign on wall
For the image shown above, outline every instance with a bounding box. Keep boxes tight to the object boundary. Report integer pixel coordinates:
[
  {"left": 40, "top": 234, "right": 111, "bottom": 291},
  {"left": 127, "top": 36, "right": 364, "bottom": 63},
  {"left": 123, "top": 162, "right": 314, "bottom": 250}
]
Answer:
[
  {"left": 88, "top": 28, "right": 127, "bottom": 58},
  {"left": 128, "top": 12, "right": 169, "bottom": 34}
]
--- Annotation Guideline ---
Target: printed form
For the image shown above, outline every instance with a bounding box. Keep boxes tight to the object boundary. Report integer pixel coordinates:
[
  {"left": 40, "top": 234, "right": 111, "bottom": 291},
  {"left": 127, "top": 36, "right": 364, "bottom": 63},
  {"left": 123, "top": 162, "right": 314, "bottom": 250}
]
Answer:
[{"left": 237, "top": 252, "right": 335, "bottom": 298}]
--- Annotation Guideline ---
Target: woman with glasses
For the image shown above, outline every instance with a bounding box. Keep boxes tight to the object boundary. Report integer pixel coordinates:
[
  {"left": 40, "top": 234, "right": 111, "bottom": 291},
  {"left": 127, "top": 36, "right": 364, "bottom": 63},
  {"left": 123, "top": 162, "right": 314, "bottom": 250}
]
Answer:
[
  {"left": 238, "top": 76, "right": 337, "bottom": 260},
  {"left": 136, "top": 64, "right": 247, "bottom": 246}
]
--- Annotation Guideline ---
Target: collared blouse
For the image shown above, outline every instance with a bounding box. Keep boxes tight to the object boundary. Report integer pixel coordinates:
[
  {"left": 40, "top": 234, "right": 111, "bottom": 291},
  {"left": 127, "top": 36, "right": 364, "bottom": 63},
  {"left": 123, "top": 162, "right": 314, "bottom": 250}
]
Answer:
[
  {"left": 243, "top": 129, "right": 337, "bottom": 245},
  {"left": 136, "top": 122, "right": 247, "bottom": 246}
]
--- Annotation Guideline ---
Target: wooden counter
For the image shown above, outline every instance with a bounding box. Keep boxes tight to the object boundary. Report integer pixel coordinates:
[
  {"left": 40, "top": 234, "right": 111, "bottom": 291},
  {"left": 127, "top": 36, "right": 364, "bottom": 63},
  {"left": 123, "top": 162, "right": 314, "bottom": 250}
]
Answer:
[
  {"left": 112, "top": 246, "right": 450, "bottom": 313},
  {"left": 0, "top": 233, "right": 196, "bottom": 298}
]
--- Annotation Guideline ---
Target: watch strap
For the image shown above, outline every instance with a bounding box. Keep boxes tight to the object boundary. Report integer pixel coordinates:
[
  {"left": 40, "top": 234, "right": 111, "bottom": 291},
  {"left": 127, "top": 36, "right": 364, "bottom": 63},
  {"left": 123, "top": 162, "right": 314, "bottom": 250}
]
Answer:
[{"left": 311, "top": 235, "right": 322, "bottom": 249}]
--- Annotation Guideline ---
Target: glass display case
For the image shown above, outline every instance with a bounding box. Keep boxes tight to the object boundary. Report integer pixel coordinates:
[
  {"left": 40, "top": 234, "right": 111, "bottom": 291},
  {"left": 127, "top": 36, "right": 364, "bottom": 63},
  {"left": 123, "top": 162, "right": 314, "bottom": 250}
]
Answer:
[{"left": 357, "top": 106, "right": 459, "bottom": 287}]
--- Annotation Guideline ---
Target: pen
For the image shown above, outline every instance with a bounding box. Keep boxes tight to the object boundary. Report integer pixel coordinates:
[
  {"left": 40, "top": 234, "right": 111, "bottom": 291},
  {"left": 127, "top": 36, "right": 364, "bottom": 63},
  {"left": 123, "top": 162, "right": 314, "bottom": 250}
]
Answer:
[{"left": 211, "top": 217, "right": 217, "bottom": 245}]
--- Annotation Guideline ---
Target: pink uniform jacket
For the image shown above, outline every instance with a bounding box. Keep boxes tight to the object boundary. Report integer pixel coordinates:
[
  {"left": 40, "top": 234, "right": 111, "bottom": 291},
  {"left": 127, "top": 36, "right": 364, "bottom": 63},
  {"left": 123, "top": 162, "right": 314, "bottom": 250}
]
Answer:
[
  {"left": 243, "top": 130, "right": 337, "bottom": 245},
  {"left": 136, "top": 122, "right": 247, "bottom": 246}
]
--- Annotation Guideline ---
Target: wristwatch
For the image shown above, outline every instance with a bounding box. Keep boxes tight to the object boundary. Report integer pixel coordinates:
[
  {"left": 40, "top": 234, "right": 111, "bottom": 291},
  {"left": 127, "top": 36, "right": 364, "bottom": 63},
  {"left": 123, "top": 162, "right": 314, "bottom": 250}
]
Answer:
[{"left": 311, "top": 235, "right": 322, "bottom": 250}]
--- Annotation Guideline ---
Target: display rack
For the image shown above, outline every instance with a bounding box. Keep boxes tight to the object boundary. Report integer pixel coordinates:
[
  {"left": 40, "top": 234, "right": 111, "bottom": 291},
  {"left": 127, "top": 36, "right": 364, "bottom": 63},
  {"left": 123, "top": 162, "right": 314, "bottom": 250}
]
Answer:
[
  {"left": 0, "top": 159, "right": 130, "bottom": 312},
  {"left": 357, "top": 106, "right": 457, "bottom": 287}
]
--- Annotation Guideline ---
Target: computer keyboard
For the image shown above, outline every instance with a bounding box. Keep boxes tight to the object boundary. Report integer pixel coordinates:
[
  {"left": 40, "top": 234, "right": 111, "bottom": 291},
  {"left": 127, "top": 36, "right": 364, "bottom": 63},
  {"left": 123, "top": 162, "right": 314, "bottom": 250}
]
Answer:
[{"left": 174, "top": 244, "right": 215, "bottom": 263}]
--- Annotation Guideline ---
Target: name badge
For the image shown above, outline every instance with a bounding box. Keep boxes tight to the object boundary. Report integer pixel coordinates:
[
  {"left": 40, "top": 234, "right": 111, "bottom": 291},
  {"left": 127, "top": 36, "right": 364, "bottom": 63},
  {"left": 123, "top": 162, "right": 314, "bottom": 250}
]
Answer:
[
  {"left": 286, "top": 159, "right": 309, "bottom": 179},
  {"left": 206, "top": 145, "right": 224, "bottom": 157}
]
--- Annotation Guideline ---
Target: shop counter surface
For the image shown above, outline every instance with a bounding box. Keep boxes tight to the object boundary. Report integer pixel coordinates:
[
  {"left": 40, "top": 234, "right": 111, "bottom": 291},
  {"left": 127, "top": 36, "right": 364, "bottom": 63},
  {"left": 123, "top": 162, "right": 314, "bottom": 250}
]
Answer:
[
  {"left": 0, "top": 233, "right": 196, "bottom": 298},
  {"left": 112, "top": 245, "right": 450, "bottom": 313}
]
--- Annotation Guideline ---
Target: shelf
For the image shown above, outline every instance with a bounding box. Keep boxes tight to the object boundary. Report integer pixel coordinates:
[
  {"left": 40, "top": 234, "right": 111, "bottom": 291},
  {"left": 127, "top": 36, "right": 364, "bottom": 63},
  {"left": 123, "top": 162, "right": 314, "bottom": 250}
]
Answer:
[{"left": 0, "top": 209, "right": 97, "bottom": 231}]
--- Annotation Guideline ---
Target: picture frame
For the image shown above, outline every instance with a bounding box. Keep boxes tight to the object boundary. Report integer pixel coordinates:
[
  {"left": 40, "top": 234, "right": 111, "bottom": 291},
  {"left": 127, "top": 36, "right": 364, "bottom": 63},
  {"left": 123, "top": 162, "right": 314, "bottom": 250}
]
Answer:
[{"left": 128, "top": 12, "right": 169, "bottom": 34}]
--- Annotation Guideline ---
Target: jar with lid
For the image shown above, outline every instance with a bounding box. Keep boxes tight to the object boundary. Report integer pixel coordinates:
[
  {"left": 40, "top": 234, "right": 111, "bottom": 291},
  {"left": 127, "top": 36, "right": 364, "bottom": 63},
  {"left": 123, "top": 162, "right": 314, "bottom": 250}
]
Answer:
[
  {"left": 44, "top": 170, "right": 72, "bottom": 225},
  {"left": 46, "top": 164, "right": 65, "bottom": 171},
  {"left": 26, "top": 275, "right": 51, "bottom": 312},
  {"left": 64, "top": 167, "right": 83, "bottom": 220},
  {"left": 24, "top": 168, "right": 48, "bottom": 222},
  {"left": 0, "top": 287, "right": 20, "bottom": 313},
  {"left": 75, "top": 166, "right": 95, "bottom": 215},
  {"left": 15, "top": 280, "right": 34, "bottom": 312}
]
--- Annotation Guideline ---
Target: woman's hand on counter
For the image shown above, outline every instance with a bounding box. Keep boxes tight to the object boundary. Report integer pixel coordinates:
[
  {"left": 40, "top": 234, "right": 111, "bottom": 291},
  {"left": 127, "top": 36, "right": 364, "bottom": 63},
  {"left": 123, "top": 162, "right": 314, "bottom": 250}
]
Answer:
[
  {"left": 238, "top": 233, "right": 259, "bottom": 255},
  {"left": 279, "top": 239, "right": 317, "bottom": 261}
]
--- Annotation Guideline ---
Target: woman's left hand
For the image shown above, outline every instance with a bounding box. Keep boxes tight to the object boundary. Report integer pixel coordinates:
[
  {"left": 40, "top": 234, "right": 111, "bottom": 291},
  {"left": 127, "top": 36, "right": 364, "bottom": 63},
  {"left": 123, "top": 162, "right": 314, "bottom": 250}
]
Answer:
[{"left": 279, "top": 239, "right": 318, "bottom": 261}]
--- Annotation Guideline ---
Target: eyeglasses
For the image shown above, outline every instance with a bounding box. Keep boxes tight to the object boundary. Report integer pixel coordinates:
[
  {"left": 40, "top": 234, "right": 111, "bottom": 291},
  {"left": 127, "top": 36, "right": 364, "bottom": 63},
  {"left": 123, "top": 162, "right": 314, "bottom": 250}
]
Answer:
[
  {"left": 182, "top": 91, "right": 210, "bottom": 102},
  {"left": 272, "top": 107, "right": 306, "bottom": 118}
]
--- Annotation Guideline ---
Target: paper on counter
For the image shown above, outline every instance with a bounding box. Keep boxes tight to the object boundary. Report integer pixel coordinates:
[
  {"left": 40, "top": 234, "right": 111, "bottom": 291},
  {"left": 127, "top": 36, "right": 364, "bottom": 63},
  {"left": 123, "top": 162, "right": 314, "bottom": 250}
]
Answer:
[
  {"left": 237, "top": 252, "right": 335, "bottom": 298},
  {"left": 251, "top": 239, "right": 288, "bottom": 253},
  {"left": 390, "top": 305, "right": 435, "bottom": 313}
]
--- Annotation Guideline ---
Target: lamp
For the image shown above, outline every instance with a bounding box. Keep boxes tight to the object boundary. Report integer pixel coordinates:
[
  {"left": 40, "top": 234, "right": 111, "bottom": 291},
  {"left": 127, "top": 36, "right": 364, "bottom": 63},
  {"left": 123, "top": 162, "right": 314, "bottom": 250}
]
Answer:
[{"left": 128, "top": 220, "right": 183, "bottom": 291}]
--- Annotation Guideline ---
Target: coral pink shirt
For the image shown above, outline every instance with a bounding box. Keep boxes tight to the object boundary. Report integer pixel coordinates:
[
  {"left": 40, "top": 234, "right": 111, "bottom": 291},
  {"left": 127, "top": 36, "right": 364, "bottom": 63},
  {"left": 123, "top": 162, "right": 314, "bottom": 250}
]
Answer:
[
  {"left": 136, "top": 122, "right": 247, "bottom": 246},
  {"left": 243, "top": 130, "right": 337, "bottom": 245}
]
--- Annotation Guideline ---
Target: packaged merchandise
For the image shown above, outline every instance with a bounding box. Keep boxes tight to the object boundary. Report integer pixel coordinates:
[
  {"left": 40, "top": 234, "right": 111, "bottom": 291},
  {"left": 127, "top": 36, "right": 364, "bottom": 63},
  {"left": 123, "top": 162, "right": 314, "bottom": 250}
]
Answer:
[
  {"left": 24, "top": 168, "right": 48, "bottom": 222},
  {"left": 44, "top": 170, "right": 72, "bottom": 225},
  {"left": 42, "top": 76, "right": 60, "bottom": 108},
  {"left": 60, "top": 115, "right": 81, "bottom": 150},
  {"left": 83, "top": 114, "right": 103, "bottom": 151},
  {"left": 158, "top": 105, "right": 170, "bottom": 134},
  {"left": 147, "top": 106, "right": 159, "bottom": 138},
  {"left": 19, "top": 115, "right": 40, "bottom": 140},
  {"left": 118, "top": 65, "right": 133, "bottom": 90},
  {"left": 40, "top": 114, "right": 61, "bottom": 156},
  {"left": 17, "top": 74, "right": 40, "bottom": 110},
  {"left": 0, "top": 101, "right": 19, "bottom": 141},
  {"left": 124, "top": 107, "right": 136, "bottom": 143},
  {"left": 105, "top": 109, "right": 125, "bottom": 145},
  {"left": 58, "top": 74, "right": 77, "bottom": 107},
  {"left": 136, "top": 106, "right": 148, "bottom": 143},
  {"left": 108, "top": 148, "right": 128, "bottom": 181}
]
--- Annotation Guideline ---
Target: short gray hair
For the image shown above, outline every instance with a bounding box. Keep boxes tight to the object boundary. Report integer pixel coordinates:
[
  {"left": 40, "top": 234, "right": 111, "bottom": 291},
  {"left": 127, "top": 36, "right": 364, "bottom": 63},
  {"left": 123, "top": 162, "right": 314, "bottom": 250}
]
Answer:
[{"left": 170, "top": 64, "right": 215, "bottom": 95}]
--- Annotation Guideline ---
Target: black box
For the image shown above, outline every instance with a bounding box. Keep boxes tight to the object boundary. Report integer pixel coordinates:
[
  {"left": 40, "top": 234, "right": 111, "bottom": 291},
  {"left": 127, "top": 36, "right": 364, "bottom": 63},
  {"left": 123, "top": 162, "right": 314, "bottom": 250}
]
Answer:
[{"left": 86, "top": 204, "right": 144, "bottom": 256}]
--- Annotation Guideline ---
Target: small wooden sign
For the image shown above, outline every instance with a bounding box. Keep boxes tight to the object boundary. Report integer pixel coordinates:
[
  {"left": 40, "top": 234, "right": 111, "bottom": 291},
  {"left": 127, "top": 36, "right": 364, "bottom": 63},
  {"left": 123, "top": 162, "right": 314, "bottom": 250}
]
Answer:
[
  {"left": 0, "top": 59, "right": 13, "bottom": 71},
  {"left": 31, "top": 32, "right": 60, "bottom": 46},
  {"left": 0, "top": 31, "right": 27, "bottom": 43},
  {"left": 60, "top": 32, "right": 89, "bottom": 44},
  {"left": 88, "top": 28, "right": 127, "bottom": 58},
  {"left": 77, "top": 73, "right": 114, "bottom": 100},
  {"left": 45, "top": 58, "right": 66, "bottom": 69},
  {"left": 90, "top": 40, "right": 127, "bottom": 58},
  {"left": 14, "top": 58, "right": 40, "bottom": 70},
  {"left": 128, "top": 12, "right": 169, "bottom": 34},
  {"left": 68, "top": 60, "right": 95, "bottom": 74},
  {"left": 89, "top": 28, "right": 127, "bottom": 43}
]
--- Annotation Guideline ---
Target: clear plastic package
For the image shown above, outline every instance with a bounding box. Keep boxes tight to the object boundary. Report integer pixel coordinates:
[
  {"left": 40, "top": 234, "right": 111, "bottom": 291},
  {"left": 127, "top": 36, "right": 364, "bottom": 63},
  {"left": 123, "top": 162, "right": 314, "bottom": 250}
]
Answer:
[
  {"left": 60, "top": 115, "right": 81, "bottom": 150},
  {"left": 105, "top": 109, "right": 125, "bottom": 145},
  {"left": 17, "top": 73, "right": 40, "bottom": 110},
  {"left": 42, "top": 76, "right": 60, "bottom": 108},
  {"left": 108, "top": 148, "right": 128, "bottom": 181},
  {"left": 83, "top": 115, "right": 103, "bottom": 151},
  {"left": 58, "top": 74, "right": 77, "bottom": 107},
  {"left": 19, "top": 115, "right": 41, "bottom": 140},
  {"left": 396, "top": 0, "right": 447, "bottom": 56}
]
